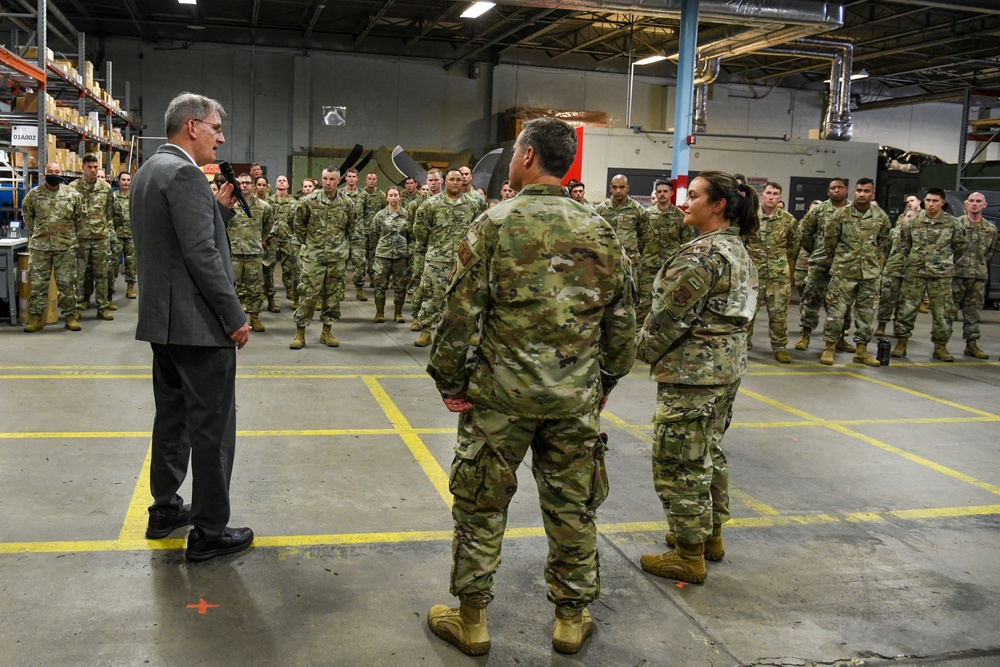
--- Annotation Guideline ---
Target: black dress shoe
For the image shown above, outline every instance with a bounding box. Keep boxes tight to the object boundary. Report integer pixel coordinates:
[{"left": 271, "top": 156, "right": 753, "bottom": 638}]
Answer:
[
  {"left": 185, "top": 526, "right": 254, "bottom": 562},
  {"left": 146, "top": 504, "right": 192, "bottom": 539}
]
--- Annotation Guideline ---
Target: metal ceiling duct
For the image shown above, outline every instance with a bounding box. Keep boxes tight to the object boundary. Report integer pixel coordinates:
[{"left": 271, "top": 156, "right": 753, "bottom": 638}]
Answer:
[
  {"left": 693, "top": 56, "right": 721, "bottom": 133},
  {"left": 761, "top": 38, "right": 854, "bottom": 141}
]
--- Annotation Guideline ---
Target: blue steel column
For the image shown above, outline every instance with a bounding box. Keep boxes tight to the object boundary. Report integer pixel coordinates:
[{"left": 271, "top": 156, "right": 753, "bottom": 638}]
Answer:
[{"left": 671, "top": 0, "right": 699, "bottom": 200}]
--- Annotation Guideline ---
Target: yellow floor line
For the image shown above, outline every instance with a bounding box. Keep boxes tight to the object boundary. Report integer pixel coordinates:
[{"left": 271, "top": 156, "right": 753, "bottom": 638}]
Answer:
[
  {"left": 742, "top": 389, "right": 1000, "bottom": 498},
  {"left": 362, "top": 376, "right": 453, "bottom": 508},
  {"left": 0, "top": 427, "right": 458, "bottom": 440},
  {"left": 845, "top": 372, "right": 1000, "bottom": 418},
  {"left": 0, "top": 364, "right": 424, "bottom": 371},
  {"left": 5, "top": 504, "right": 999, "bottom": 555},
  {"left": 118, "top": 443, "right": 154, "bottom": 541},
  {"left": 0, "top": 373, "right": 429, "bottom": 380}
]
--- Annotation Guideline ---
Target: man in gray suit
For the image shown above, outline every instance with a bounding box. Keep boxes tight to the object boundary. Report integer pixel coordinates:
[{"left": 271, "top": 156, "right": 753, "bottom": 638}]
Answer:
[{"left": 130, "top": 92, "right": 254, "bottom": 562}]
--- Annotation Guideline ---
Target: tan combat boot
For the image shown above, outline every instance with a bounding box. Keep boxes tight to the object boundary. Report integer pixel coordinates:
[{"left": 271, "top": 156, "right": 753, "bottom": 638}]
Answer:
[
  {"left": 23, "top": 314, "right": 43, "bottom": 333},
  {"left": 552, "top": 608, "right": 593, "bottom": 654},
  {"left": 126, "top": 284, "right": 137, "bottom": 299},
  {"left": 374, "top": 304, "right": 385, "bottom": 323},
  {"left": 820, "top": 341, "right": 836, "bottom": 365},
  {"left": 106, "top": 299, "right": 118, "bottom": 311},
  {"left": 355, "top": 287, "right": 368, "bottom": 301},
  {"left": 891, "top": 337, "right": 908, "bottom": 358},
  {"left": 853, "top": 344, "right": 881, "bottom": 367},
  {"left": 97, "top": 308, "right": 114, "bottom": 321},
  {"left": 919, "top": 298, "right": 929, "bottom": 313},
  {"left": 874, "top": 322, "right": 886, "bottom": 337},
  {"left": 414, "top": 329, "right": 432, "bottom": 347},
  {"left": 774, "top": 348, "right": 792, "bottom": 363},
  {"left": 640, "top": 541, "right": 707, "bottom": 583},
  {"left": 82, "top": 299, "right": 91, "bottom": 310},
  {"left": 666, "top": 525, "right": 724, "bottom": 562},
  {"left": 249, "top": 314, "right": 265, "bottom": 332},
  {"left": 285, "top": 288, "right": 294, "bottom": 301},
  {"left": 394, "top": 304, "right": 405, "bottom": 323},
  {"left": 964, "top": 340, "right": 989, "bottom": 359},
  {"left": 319, "top": 324, "right": 339, "bottom": 347},
  {"left": 427, "top": 603, "right": 490, "bottom": 656},
  {"left": 65, "top": 314, "right": 82, "bottom": 331},
  {"left": 267, "top": 296, "right": 280, "bottom": 313},
  {"left": 409, "top": 321, "right": 422, "bottom": 332},
  {"left": 289, "top": 327, "right": 306, "bottom": 349},
  {"left": 932, "top": 344, "right": 954, "bottom": 362},
  {"left": 794, "top": 327, "right": 811, "bottom": 350},
  {"left": 835, "top": 336, "right": 855, "bottom": 353}
]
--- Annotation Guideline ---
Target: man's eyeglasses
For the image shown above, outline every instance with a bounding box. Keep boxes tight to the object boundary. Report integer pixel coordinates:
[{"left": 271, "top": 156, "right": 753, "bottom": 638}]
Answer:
[{"left": 192, "top": 118, "right": 223, "bottom": 134}]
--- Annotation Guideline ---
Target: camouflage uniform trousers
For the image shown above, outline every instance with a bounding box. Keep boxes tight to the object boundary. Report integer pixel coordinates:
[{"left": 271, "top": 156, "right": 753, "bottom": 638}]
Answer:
[
  {"left": 877, "top": 274, "right": 902, "bottom": 326},
  {"left": 748, "top": 278, "right": 790, "bottom": 350},
  {"left": 952, "top": 277, "right": 986, "bottom": 341},
  {"left": 76, "top": 238, "right": 110, "bottom": 310},
  {"left": 366, "top": 231, "right": 378, "bottom": 283},
  {"left": 793, "top": 250, "right": 809, "bottom": 299},
  {"left": 294, "top": 255, "right": 346, "bottom": 327},
  {"left": 414, "top": 260, "right": 453, "bottom": 330},
  {"left": 408, "top": 252, "right": 426, "bottom": 314},
  {"left": 108, "top": 237, "right": 137, "bottom": 291},
  {"left": 232, "top": 254, "right": 264, "bottom": 314},
  {"left": 28, "top": 248, "right": 77, "bottom": 317},
  {"left": 823, "top": 276, "right": 879, "bottom": 345},
  {"left": 652, "top": 381, "right": 739, "bottom": 545},
  {"left": 373, "top": 256, "right": 409, "bottom": 309},
  {"left": 262, "top": 246, "right": 277, "bottom": 299},
  {"left": 350, "top": 234, "right": 366, "bottom": 288},
  {"left": 894, "top": 277, "right": 953, "bottom": 344},
  {"left": 800, "top": 264, "right": 850, "bottom": 334},
  {"left": 448, "top": 404, "right": 607, "bottom": 616},
  {"left": 267, "top": 238, "right": 298, "bottom": 293},
  {"left": 107, "top": 237, "right": 120, "bottom": 300}
]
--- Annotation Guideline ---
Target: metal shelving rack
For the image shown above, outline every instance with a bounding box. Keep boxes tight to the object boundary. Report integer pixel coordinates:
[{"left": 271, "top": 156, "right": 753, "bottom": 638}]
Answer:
[{"left": 957, "top": 88, "right": 1000, "bottom": 191}]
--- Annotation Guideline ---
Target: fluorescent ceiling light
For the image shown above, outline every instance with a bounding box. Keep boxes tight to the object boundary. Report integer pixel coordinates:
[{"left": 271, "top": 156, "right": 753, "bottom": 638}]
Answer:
[
  {"left": 178, "top": 0, "right": 197, "bottom": 5},
  {"left": 461, "top": 2, "right": 495, "bottom": 19},
  {"left": 634, "top": 54, "right": 667, "bottom": 67},
  {"left": 824, "top": 69, "right": 869, "bottom": 83}
]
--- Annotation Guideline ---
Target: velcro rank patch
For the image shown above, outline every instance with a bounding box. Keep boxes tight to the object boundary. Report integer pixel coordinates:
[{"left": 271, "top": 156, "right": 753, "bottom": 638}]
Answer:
[
  {"left": 672, "top": 285, "right": 693, "bottom": 306},
  {"left": 457, "top": 238, "right": 474, "bottom": 266}
]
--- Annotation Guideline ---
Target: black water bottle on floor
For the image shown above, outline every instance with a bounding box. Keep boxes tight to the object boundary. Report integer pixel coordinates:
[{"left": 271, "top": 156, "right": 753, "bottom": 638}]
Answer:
[{"left": 876, "top": 337, "right": 891, "bottom": 366}]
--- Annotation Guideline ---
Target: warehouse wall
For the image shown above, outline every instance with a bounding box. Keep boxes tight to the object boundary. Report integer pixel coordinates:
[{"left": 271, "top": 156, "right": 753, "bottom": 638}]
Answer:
[{"left": 103, "top": 39, "right": 977, "bottom": 179}]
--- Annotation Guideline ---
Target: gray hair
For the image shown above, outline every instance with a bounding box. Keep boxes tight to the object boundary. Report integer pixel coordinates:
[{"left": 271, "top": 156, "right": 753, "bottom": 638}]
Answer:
[
  {"left": 322, "top": 165, "right": 341, "bottom": 177},
  {"left": 516, "top": 118, "right": 577, "bottom": 178},
  {"left": 164, "top": 92, "right": 226, "bottom": 136}
]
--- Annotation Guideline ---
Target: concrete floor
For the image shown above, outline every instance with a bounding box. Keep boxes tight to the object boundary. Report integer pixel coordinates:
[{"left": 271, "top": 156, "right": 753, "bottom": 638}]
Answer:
[{"left": 2, "top": 276, "right": 999, "bottom": 667}]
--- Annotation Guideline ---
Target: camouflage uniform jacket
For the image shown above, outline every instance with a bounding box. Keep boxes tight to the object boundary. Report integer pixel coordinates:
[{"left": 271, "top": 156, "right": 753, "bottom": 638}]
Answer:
[
  {"left": 267, "top": 194, "right": 297, "bottom": 242},
  {"left": 595, "top": 196, "right": 654, "bottom": 276},
  {"left": 406, "top": 192, "right": 430, "bottom": 223},
  {"left": 363, "top": 188, "right": 387, "bottom": 228},
  {"left": 293, "top": 190, "right": 358, "bottom": 262},
  {"left": 642, "top": 227, "right": 759, "bottom": 386},
  {"left": 798, "top": 199, "right": 852, "bottom": 268},
  {"left": 882, "top": 224, "right": 907, "bottom": 278},
  {"left": 464, "top": 191, "right": 488, "bottom": 217},
  {"left": 953, "top": 215, "right": 998, "bottom": 279},
  {"left": 70, "top": 178, "right": 114, "bottom": 240},
  {"left": 427, "top": 183, "right": 636, "bottom": 417},
  {"left": 399, "top": 191, "right": 421, "bottom": 215},
  {"left": 412, "top": 192, "right": 481, "bottom": 263},
  {"left": 824, "top": 203, "right": 891, "bottom": 280},
  {"left": 647, "top": 203, "right": 696, "bottom": 268},
  {"left": 112, "top": 190, "right": 132, "bottom": 239},
  {"left": 373, "top": 208, "right": 411, "bottom": 259},
  {"left": 227, "top": 195, "right": 272, "bottom": 256},
  {"left": 898, "top": 210, "right": 967, "bottom": 278},
  {"left": 22, "top": 184, "right": 85, "bottom": 251},
  {"left": 746, "top": 207, "right": 799, "bottom": 281}
]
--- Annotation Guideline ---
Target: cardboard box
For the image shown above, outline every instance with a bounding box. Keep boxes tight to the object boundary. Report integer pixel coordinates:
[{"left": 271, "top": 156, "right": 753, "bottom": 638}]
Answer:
[
  {"left": 12, "top": 149, "right": 39, "bottom": 168},
  {"left": 83, "top": 61, "right": 94, "bottom": 88},
  {"left": 23, "top": 46, "right": 54, "bottom": 62}
]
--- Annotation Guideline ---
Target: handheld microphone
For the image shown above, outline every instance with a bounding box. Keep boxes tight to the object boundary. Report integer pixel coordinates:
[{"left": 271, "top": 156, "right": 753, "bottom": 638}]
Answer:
[{"left": 218, "top": 161, "right": 252, "bottom": 217}]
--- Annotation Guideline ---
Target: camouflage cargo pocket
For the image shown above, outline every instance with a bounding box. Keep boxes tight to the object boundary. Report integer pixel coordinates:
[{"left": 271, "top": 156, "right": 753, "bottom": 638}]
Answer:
[
  {"left": 449, "top": 429, "right": 517, "bottom": 514},
  {"left": 586, "top": 433, "right": 610, "bottom": 515}
]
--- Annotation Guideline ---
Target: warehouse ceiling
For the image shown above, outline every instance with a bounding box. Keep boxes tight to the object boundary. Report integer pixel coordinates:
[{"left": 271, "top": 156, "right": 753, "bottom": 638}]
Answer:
[{"left": 4, "top": 1, "right": 1000, "bottom": 109}]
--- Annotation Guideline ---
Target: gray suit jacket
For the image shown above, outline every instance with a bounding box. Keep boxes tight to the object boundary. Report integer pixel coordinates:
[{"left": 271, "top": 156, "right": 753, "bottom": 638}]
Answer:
[{"left": 130, "top": 144, "right": 245, "bottom": 347}]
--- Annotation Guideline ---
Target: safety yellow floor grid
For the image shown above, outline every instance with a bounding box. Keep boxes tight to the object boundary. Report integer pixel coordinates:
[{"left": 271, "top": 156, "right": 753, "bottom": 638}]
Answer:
[{"left": 1, "top": 364, "right": 998, "bottom": 555}]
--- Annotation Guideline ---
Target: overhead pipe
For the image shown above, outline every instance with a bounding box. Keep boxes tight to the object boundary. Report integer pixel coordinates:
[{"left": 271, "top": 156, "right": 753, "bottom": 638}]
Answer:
[{"left": 692, "top": 56, "right": 720, "bottom": 133}]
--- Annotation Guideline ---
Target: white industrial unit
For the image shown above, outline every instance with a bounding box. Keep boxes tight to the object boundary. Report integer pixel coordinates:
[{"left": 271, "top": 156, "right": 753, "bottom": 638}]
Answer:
[{"left": 577, "top": 128, "right": 879, "bottom": 217}]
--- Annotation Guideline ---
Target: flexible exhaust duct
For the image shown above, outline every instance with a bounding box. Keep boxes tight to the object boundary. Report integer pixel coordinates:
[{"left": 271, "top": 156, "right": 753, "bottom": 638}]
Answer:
[{"left": 693, "top": 56, "right": 721, "bottom": 133}]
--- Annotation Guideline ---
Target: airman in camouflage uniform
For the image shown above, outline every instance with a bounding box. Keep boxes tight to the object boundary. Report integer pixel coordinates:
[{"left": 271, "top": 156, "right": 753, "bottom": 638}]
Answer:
[
  {"left": 745, "top": 182, "right": 799, "bottom": 362},
  {"left": 112, "top": 172, "right": 137, "bottom": 300},
  {"left": 72, "top": 155, "right": 115, "bottom": 320},
  {"left": 793, "top": 200, "right": 824, "bottom": 293},
  {"left": 289, "top": 166, "right": 359, "bottom": 349},
  {"left": 875, "top": 222, "right": 907, "bottom": 337},
  {"left": 951, "top": 192, "right": 998, "bottom": 358},
  {"left": 426, "top": 118, "right": 635, "bottom": 656},
  {"left": 639, "top": 171, "right": 758, "bottom": 587},
  {"left": 891, "top": 188, "right": 967, "bottom": 361},
  {"left": 371, "top": 187, "right": 411, "bottom": 323},
  {"left": 595, "top": 175, "right": 654, "bottom": 317},
  {"left": 254, "top": 176, "right": 281, "bottom": 313},
  {"left": 795, "top": 179, "right": 853, "bottom": 352},
  {"left": 341, "top": 168, "right": 369, "bottom": 301},
  {"left": 411, "top": 169, "right": 482, "bottom": 347},
  {"left": 267, "top": 176, "right": 299, "bottom": 304},
  {"left": 22, "top": 163, "right": 86, "bottom": 332},
  {"left": 227, "top": 173, "right": 272, "bottom": 331},
  {"left": 407, "top": 169, "right": 443, "bottom": 314},
  {"left": 819, "top": 178, "right": 891, "bottom": 366},
  {"left": 362, "top": 173, "right": 388, "bottom": 287},
  {"left": 646, "top": 179, "right": 695, "bottom": 320},
  {"left": 459, "top": 165, "right": 488, "bottom": 211}
]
